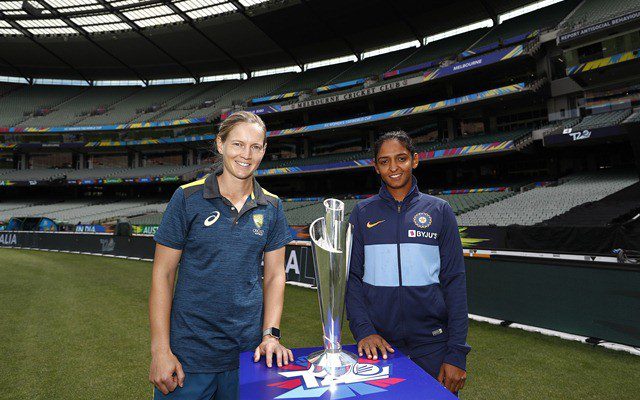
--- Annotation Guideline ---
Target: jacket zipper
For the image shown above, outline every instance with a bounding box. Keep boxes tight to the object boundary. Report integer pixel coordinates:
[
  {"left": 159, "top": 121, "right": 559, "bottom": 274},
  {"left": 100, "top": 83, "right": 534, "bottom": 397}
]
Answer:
[
  {"left": 396, "top": 203, "right": 403, "bottom": 287},
  {"left": 396, "top": 202, "right": 404, "bottom": 339}
]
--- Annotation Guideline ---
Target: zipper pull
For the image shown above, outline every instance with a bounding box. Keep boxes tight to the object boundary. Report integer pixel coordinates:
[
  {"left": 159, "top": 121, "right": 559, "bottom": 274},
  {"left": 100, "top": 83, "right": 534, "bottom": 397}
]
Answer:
[{"left": 397, "top": 204, "right": 401, "bottom": 213}]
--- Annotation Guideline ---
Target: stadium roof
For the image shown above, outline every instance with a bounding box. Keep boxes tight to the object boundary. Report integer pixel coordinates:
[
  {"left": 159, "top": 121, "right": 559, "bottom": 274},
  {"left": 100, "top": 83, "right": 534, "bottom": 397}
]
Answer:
[{"left": 0, "top": 0, "right": 538, "bottom": 81}]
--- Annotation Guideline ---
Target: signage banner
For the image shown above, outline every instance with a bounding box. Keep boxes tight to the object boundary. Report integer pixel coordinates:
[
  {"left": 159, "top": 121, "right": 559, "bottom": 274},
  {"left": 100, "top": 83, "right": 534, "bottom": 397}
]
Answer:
[
  {"left": 249, "top": 46, "right": 526, "bottom": 116},
  {"left": 67, "top": 176, "right": 182, "bottom": 185},
  {"left": 282, "top": 77, "right": 420, "bottom": 111},
  {"left": 75, "top": 225, "right": 108, "bottom": 233},
  {"left": 265, "top": 83, "right": 526, "bottom": 138},
  {"left": 256, "top": 139, "right": 516, "bottom": 176},
  {"left": 423, "top": 45, "right": 524, "bottom": 82},
  {"left": 383, "top": 60, "right": 440, "bottom": 79},
  {"left": 0, "top": 118, "right": 207, "bottom": 134},
  {"left": 132, "top": 225, "right": 159, "bottom": 235},
  {"left": 3, "top": 134, "right": 216, "bottom": 151},
  {"left": 461, "top": 31, "right": 536, "bottom": 58},
  {"left": 558, "top": 10, "right": 640, "bottom": 43},
  {"left": 566, "top": 48, "right": 640, "bottom": 76},
  {"left": 251, "top": 92, "right": 301, "bottom": 104},
  {"left": 543, "top": 125, "right": 626, "bottom": 146},
  {"left": 316, "top": 78, "right": 366, "bottom": 94}
]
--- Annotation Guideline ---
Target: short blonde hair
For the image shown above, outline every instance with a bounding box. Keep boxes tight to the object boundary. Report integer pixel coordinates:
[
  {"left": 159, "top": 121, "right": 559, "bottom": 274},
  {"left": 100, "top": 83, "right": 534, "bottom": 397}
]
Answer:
[{"left": 217, "top": 111, "right": 267, "bottom": 143}]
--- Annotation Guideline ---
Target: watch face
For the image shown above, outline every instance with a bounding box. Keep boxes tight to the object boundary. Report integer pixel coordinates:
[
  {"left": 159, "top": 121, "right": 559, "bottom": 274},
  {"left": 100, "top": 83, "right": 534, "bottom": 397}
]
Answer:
[{"left": 271, "top": 327, "right": 281, "bottom": 338}]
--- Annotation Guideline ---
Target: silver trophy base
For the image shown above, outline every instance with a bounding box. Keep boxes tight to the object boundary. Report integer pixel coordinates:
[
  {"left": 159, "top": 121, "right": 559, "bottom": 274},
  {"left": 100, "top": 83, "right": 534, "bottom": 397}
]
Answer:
[{"left": 307, "top": 349, "right": 358, "bottom": 377}]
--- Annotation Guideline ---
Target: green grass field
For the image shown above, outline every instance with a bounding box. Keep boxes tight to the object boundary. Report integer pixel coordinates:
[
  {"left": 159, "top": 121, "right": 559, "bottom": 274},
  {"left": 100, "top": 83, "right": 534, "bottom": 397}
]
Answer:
[{"left": 1, "top": 248, "right": 638, "bottom": 399}]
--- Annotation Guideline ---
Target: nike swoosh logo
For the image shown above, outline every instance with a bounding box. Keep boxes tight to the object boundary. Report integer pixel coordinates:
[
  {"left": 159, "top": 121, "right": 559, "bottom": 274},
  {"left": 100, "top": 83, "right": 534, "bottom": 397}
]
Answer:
[
  {"left": 366, "top": 220, "right": 385, "bottom": 228},
  {"left": 204, "top": 211, "right": 220, "bottom": 227}
]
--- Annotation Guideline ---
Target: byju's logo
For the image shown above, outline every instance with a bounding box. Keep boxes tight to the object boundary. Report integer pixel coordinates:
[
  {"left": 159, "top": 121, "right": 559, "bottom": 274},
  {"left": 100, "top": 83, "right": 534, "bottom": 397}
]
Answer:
[
  {"left": 408, "top": 230, "right": 438, "bottom": 239},
  {"left": 204, "top": 211, "right": 221, "bottom": 227},
  {"left": 268, "top": 357, "right": 405, "bottom": 398}
]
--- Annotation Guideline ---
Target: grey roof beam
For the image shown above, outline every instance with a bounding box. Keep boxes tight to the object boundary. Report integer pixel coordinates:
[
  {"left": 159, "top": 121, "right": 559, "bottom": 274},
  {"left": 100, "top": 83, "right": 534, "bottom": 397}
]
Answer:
[
  {"left": 228, "top": 0, "right": 304, "bottom": 70},
  {"left": 95, "top": 0, "right": 198, "bottom": 80},
  {"left": 479, "top": 0, "right": 499, "bottom": 24},
  {"left": 379, "top": 0, "right": 423, "bottom": 43},
  {"left": 32, "top": 0, "right": 147, "bottom": 83},
  {"left": 160, "top": 0, "right": 250, "bottom": 76},
  {"left": 299, "top": 0, "right": 360, "bottom": 60},
  {"left": 0, "top": 10, "right": 90, "bottom": 83}
]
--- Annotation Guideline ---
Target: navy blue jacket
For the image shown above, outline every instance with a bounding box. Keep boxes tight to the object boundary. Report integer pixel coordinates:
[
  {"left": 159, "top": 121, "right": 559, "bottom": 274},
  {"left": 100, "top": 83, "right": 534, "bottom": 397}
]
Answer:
[{"left": 346, "top": 177, "right": 471, "bottom": 370}]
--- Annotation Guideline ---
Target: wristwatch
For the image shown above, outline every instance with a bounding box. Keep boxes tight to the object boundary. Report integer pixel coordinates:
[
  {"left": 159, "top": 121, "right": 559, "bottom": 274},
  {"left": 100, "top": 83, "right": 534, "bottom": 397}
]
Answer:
[{"left": 262, "top": 327, "right": 281, "bottom": 340}]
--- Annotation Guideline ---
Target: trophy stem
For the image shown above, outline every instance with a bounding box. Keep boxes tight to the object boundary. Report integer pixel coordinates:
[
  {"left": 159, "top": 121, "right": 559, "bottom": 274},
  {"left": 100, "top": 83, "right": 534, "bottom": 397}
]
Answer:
[{"left": 309, "top": 199, "right": 357, "bottom": 377}]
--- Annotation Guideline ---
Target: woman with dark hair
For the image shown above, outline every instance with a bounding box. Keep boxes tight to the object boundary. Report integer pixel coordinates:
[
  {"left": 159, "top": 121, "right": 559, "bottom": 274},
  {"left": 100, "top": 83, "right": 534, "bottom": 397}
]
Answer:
[
  {"left": 346, "top": 131, "right": 471, "bottom": 395},
  {"left": 149, "top": 111, "right": 293, "bottom": 399}
]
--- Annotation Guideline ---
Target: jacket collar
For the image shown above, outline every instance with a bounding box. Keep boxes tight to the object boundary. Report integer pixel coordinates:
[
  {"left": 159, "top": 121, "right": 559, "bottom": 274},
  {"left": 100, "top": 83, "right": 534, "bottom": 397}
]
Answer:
[
  {"left": 379, "top": 175, "right": 420, "bottom": 205},
  {"left": 203, "top": 165, "right": 268, "bottom": 206}
]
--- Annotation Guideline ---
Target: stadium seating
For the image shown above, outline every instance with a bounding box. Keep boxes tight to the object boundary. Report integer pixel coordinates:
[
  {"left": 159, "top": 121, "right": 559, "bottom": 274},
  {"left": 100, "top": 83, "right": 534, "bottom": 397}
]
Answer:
[
  {"left": 19, "top": 86, "right": 139, "bottom": 127},
  {"left": 0, "top": 168, "right": 72, "bottom": 181},
  {"left": 393, "top": 30, "right": 489, "bottom": 71},
  {"left": 0, "top": 85, "right": 84, "bottom": 127},
  {"left": 623, "top": 108, "right": 640, "bottom": 124},
  {"left": 325, "top": 47, "right": 416, "bottom": 83},
  {"left": 456, "top": 170, "right": 639, "bottom": 226},
  {"left": 128, "top": 212, "right": 165, "bottom": 225},
  {"left": 283, "top": 199, "right": 360, "bottom": 226},
  {"left": 470, "top": 0, "right": 581, "bottom": 50},
  {"left": 540, "top": 182, "right": 640, "bottom": 226},
  {"left": 258, "top": 130, "right": 528, "bottom": 171},
  {"left": 188, "top": 74, "right": 295, "bottom": 118},
  {"left": 559, "top": 0, "right": 640, "bottom": 32},
  {"left": 274, "top": 63, "right": 353, "bottom": 94},
  {"left": 76, "top": 84, "right": 212, "bottom": 125},
  {"left": 0, "top": 198, "right": 168, "bottom": 224},
  {"left": 436, "top": 191, "right": 515, "bottom": 215},
  {"left": 0, "top": 164, "right": 206, "bottom": 182},
  {"left": 132, "top": 82, "right": 230, "bottom": 122},
  {"left": 570, "top": 109, "right": 632, "bottom": 131}
]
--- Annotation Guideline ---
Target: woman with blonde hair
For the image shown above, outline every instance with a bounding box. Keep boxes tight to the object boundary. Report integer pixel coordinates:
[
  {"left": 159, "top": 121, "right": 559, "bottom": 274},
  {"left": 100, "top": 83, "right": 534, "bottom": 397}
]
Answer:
[{"left": 149, "top": 111, "right": 293, "bottom": 399}]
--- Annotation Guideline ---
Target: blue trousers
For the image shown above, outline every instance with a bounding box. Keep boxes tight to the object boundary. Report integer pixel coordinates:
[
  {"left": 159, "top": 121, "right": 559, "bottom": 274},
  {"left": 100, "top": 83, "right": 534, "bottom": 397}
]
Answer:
[
  {"left": 410, "top": 344, "right": 447, "bottom": 378},
  {"left": 396, "top": 342, "right": 459, "bottom": 397},
  {"left": 153, "top": 369, "right": 239, "bottom": 400}
]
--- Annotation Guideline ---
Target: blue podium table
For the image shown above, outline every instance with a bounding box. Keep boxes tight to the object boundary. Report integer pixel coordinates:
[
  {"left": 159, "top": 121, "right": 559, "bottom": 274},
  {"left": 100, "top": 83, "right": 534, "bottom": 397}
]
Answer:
[{"left": 239, "top": 344, "right": 456, "bottom": 399}]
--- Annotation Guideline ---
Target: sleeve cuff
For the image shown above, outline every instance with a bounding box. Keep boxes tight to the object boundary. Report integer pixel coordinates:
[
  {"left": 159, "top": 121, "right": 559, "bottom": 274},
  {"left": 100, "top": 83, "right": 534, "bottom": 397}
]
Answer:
[
  {"left": 265, "top": 235, "right": 293, "bottom": 253},
  {"left": 444, "top": 345, "right": 470, "bottom": 371},
  {"left": 154, "top": 235, "right": 184, "bottom": 250},
  {"left": 353, "top": 322, "right": 378, "bottom": 343}
]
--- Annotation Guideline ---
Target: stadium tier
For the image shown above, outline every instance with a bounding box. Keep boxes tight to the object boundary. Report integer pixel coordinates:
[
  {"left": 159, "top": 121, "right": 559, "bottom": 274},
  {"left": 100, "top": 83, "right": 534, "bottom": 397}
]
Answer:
[
  {"left": 0, "top": 164, "right": 206, "bottom": 182},
  {"left": 541, "top": 182, "right": 640, "bottom": 226},
  {"left": 570, "top": 110, "right": 633, "bottom": 131},
  {"left": 0, "top": 0, "right": 638, "bottom": 235},
  {"left": 324, "top": 47, "right": 417, "bottom": 84},
  {"left": 0, "top": 23, "right": 544, "bottom": 128},
  {"left": 0, "top": 85, "right": 85, "bottom": 127},
  {"left": 0, "top": 198, "right": 168, "bottom": 225},
  {"left": 271, "top": 63, "right": 353, "bottom": 95},
  {"left": 456, "top": 170, "right": 639, "bottom": 226},
  {"left": 624, "top": 109, "right": 640, "bottom": 124},
  {"left": 471, "top": 0, "right": 581, "bottom": 50},
  {"left": 394, "top": 30, "right": 488, "bottom": 70},
  {"left": 559, "top": 0, "right": 640, "bottom": 32}
]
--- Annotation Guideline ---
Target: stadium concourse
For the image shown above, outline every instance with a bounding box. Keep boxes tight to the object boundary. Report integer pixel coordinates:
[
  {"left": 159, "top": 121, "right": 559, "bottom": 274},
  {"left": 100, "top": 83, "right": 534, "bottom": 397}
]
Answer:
[{"left": 1, "top": 0, "right": 640, "bottom": 398}]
